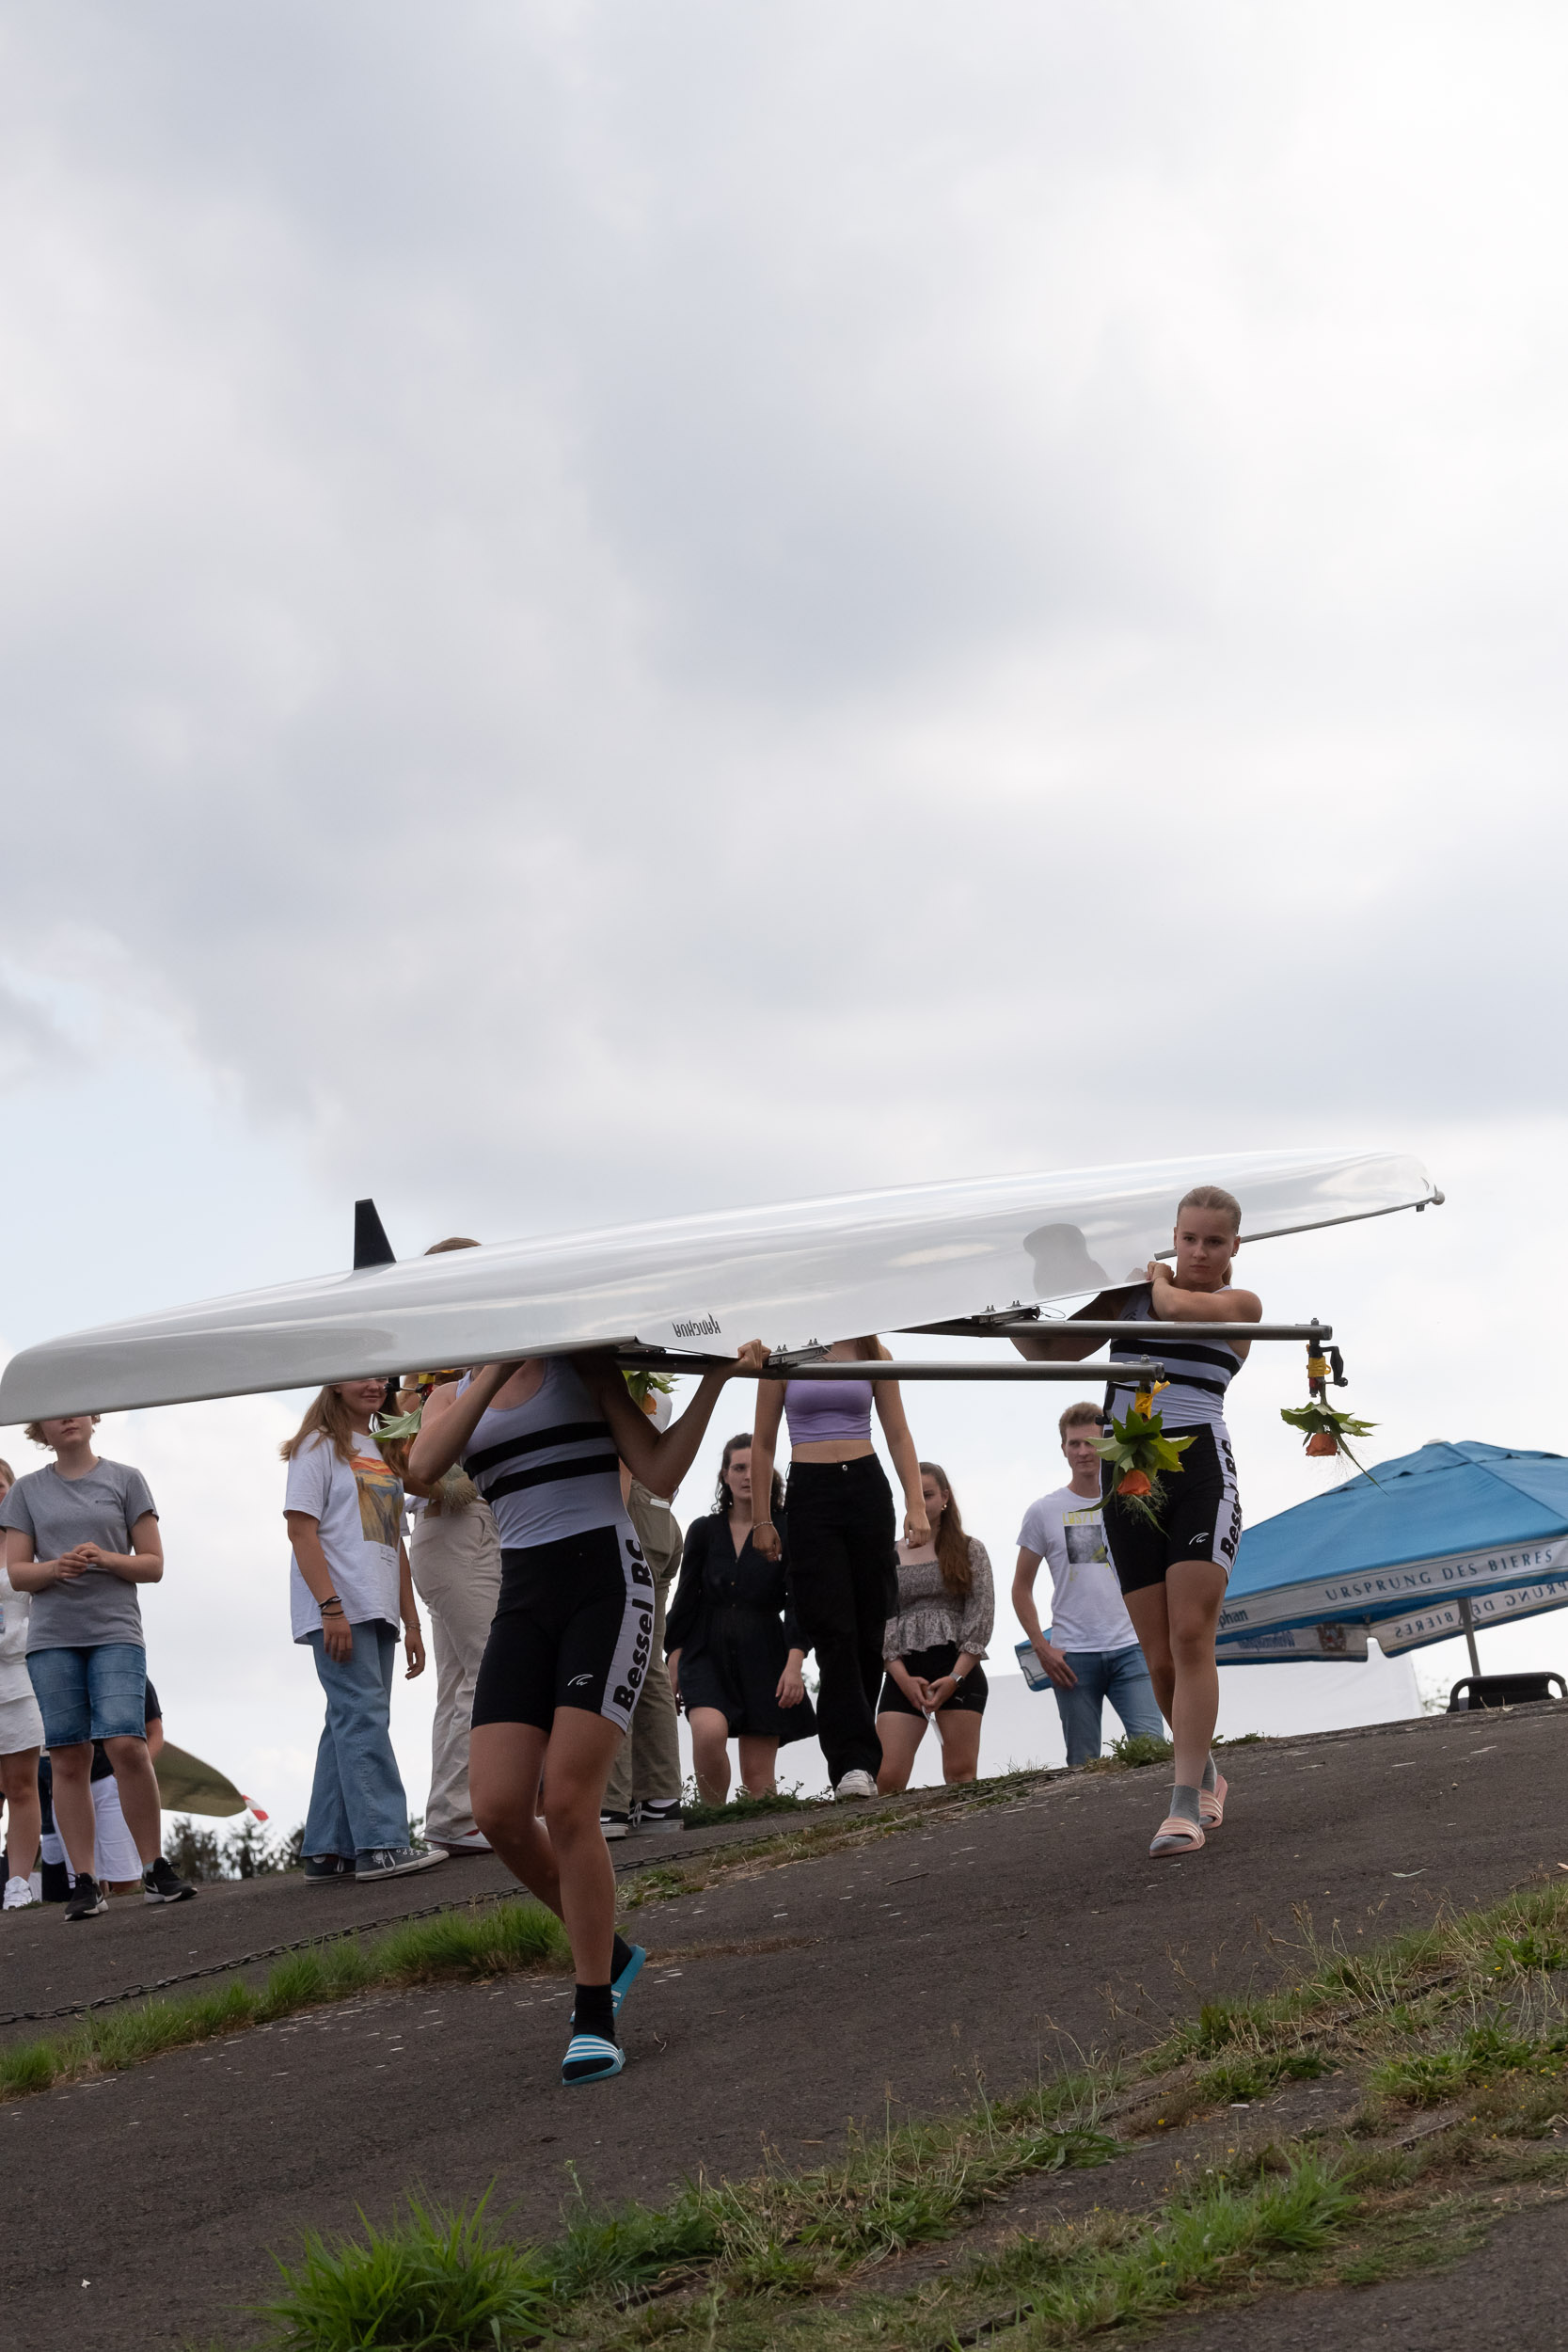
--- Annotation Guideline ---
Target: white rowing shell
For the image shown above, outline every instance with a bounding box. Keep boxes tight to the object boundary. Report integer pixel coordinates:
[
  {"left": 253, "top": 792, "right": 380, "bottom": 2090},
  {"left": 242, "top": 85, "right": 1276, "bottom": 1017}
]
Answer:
[{"left": 0, "top": 1147, "right": 1439, "bottom": 1420}]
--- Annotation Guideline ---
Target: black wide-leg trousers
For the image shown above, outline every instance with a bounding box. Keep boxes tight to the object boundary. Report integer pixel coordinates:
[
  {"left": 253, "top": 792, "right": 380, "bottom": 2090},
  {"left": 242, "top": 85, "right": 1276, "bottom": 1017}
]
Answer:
[{"left": 784, "top": 1455, "right": 899, "bottom": 1786}]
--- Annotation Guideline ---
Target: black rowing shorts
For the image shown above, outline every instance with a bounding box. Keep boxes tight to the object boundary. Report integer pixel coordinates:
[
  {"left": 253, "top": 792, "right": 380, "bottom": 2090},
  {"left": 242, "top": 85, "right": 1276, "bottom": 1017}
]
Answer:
[
  {"left": 877, "top": 1643, "right": 990, "bottom": 1718},
  {"left": 471, "top": 1523, "right": 654, "bottom": 1736},
  {"left": 1101, "top": 1423, "right": 1242, "bottom": 1596}
]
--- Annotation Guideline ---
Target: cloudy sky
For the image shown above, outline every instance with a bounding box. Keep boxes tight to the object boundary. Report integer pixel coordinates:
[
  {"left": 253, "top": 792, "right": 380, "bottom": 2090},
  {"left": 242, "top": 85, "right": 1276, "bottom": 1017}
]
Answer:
[{"left": 3, "top": 3, "right": 1564, "bottom": 1829}]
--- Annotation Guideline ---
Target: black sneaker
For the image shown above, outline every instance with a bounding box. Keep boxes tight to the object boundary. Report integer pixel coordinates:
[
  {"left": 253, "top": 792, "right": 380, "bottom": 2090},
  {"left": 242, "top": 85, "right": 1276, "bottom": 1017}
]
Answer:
[
  {"left": 64, "top": 1874, "right": 107, "bottom": 1921},
  {"left": 634, "top": 1799, "right": 684, "bottom": 1834},
  {"left": 354, "top": 1846, "right": 447, "bottom": 1883},
  {"left": 599, "top": 1810, "right": 631, "bottom": 1840},
  {"left": 143, "top": 1855, "right": 198, "bottom": 1905},
  {"left": 303, "top": 1853, "right": 356, "bottom": 1885}
]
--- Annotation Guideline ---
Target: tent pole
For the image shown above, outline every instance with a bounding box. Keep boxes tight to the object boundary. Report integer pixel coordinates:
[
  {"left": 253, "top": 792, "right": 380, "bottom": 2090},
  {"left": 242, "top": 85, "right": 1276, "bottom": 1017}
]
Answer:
[{"left": 1459, "top": 1594, "right": 1481, "bottom": 1679}]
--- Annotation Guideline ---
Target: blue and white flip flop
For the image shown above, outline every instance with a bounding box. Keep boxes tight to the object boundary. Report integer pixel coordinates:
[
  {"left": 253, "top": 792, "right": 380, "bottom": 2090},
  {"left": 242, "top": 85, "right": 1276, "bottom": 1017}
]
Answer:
[
  {"left": 612, "top": 1942, "right": 646, "bottom": 2018},
  {"left": 562, "top": 2032, "right": 626, "bottom": 2087}
]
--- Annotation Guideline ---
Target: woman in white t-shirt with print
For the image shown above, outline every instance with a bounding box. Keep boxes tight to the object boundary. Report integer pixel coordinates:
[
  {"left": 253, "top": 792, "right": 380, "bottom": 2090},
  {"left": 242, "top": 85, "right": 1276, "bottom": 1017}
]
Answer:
[
  {"left": 1012, "top": 1401, "right": 1165, "bottom": 1769},
  {"left": 281, "top": 1379, "right": 444, "bottom": 1887}
]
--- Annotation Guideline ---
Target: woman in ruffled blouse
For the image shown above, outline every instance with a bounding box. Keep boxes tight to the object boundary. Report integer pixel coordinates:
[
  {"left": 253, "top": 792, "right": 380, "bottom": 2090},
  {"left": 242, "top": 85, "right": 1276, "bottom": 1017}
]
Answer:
[{"left": 876, "top": 1463, "right": 993, "bottom": 1793}]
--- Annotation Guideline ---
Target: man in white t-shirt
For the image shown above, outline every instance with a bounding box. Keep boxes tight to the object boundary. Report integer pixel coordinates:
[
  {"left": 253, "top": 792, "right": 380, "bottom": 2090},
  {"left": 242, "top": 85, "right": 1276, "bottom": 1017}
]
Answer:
[{"left": 1013, "top": 1401, "right": 1164, "bottom": 1767}]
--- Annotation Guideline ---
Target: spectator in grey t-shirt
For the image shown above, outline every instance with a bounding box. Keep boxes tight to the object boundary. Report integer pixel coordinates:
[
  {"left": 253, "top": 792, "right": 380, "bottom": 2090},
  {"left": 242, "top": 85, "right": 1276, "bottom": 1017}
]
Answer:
[{"left": 0, "top": 1411, "right": 194, "bottom": 1916}]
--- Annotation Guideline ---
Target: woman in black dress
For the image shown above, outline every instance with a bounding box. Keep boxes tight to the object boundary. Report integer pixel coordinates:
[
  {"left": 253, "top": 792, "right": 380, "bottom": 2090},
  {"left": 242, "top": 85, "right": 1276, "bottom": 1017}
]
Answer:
[{"left": 665, "top": 1434, "right": 815, "bottom": 1805}]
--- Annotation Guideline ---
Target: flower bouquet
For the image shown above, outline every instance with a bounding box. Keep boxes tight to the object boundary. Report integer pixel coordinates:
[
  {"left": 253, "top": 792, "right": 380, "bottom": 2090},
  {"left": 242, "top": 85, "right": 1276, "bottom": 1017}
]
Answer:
[
  {"left": 1279, "top": 1399, "right": 1378, "bottom": 1475},
  {"left": 1093, "top": 1387, "right": 1196, "bottom": 1528},
  {"left": 622, "top": 1368, "right": 676, "bottom": 1411}
]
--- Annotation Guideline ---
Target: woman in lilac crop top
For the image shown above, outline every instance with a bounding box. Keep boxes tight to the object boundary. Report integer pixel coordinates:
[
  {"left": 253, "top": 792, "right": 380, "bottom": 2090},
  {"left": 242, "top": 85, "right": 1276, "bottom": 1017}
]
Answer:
[
  {"left": 782, "top": 1375, "right": 876, "bottom": 1449},
  {"left": 750, "top": 1337, "right": 928, "bottom": 1801}
]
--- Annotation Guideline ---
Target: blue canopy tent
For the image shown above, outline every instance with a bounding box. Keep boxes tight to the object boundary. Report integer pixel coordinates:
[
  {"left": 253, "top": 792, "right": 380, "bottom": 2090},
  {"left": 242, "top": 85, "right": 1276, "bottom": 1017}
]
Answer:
[{"left": 1217, "top": 1441, "right": 1568, "bottom": 1671}]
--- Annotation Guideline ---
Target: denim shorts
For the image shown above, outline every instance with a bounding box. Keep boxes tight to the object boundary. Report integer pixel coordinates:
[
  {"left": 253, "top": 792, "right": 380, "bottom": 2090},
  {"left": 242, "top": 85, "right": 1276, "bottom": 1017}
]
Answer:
[{"left": 26, "top": 1644, "right": 149, "bottom": 1748}]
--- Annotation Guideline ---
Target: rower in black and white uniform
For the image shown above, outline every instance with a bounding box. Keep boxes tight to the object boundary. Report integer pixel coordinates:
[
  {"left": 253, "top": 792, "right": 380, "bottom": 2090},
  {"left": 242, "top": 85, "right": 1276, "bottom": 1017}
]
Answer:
[
  {"left": 1103, "top": 1293, "right": 1243, "bottom": 1589},
  {"left": 1011, "top": 1183, "right": 1260, "bottom": 1862},
  {"left": 408, "top": 1339, "right": 763, "bottom": 2088},
  {"left": 461, "top": 1359, "right": 654, "bottom": 1738}
]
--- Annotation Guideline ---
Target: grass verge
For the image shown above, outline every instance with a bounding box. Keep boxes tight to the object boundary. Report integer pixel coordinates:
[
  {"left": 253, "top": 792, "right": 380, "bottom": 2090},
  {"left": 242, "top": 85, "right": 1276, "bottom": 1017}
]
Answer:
[
  {"left": 1083, "top": 1729, "right": 1264, "bottom": 1775},
  {"left": 254, "top": 2190, "right": 558, "bottom": 2352},
  {"left": 679, "top": 1788, "right": 824, "bottom": 1831},
  {"left": 0, "top": 1899, "right": 569, "bottom": 2105},
  {"left": 952, "top": 2145, "right": 1354, "bottom": 2344}
]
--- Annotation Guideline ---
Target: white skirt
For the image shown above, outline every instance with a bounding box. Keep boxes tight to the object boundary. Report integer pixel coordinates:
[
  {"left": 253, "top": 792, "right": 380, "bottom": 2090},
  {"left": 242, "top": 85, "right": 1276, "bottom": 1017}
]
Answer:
[{"left": 0, "top": 1686, "right": 44, "bottom": 1756}]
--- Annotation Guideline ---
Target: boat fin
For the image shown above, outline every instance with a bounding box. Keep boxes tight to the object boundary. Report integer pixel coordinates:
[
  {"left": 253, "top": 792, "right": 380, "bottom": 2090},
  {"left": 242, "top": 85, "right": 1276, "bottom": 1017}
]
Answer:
[{"left": 353, "top": 1199, "right": 397, "bottom": 1270}]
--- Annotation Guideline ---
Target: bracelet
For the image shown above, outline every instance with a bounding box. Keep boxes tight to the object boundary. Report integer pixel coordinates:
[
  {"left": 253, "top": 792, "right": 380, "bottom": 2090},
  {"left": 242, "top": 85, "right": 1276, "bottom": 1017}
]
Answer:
[
  {"left": 754, "top": 1519, "right": 775, "bottom": 1530},
  {"left": 320, "top": 1597, "right": 344, "bottom": 1615}
]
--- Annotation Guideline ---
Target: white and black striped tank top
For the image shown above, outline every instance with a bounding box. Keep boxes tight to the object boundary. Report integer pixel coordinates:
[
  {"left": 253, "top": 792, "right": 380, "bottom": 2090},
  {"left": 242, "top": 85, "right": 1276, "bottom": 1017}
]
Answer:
[
  {"left": 1105, "top": 1285, "right": 1243, "bottom": 1434},
  {"left": 458, "top": 1359, "right": 630, "bottom": 1551}
]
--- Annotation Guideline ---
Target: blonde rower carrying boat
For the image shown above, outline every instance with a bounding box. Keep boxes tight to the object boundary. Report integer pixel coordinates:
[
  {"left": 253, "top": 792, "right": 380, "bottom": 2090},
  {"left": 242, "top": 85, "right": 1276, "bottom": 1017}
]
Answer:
[{"left": 1013, "top": 1185, "right": 1260, "bottom": 1858}]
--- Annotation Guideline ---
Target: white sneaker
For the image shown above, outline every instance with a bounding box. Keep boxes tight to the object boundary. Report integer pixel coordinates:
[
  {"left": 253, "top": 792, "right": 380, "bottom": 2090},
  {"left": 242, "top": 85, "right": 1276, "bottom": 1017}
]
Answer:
[
  {"left": 833, "top": 1770, "right": 879, "bottom": 1801},
  {"left": 355, "top": 1846, "right": 448, "bottom": 1883},
  {"left": 3, "top": 1875, "right": 39, "bottom": 1909},
  {"left": 431, "top": 1831, "right": 492, "bottom": 1855}
]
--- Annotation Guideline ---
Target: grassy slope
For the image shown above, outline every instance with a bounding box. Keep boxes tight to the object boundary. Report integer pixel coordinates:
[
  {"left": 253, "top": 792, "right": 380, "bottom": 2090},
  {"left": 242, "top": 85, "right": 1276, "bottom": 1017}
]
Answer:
[{"left": 238, "top": 1868, "right": 1568, "bottom": 2350}]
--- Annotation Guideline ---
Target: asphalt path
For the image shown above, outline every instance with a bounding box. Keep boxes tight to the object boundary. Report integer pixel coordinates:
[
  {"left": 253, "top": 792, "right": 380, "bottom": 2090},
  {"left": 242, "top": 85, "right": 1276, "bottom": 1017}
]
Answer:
[{"left": 7, "top": 1702, "right": 1568, "bottom": 2352}]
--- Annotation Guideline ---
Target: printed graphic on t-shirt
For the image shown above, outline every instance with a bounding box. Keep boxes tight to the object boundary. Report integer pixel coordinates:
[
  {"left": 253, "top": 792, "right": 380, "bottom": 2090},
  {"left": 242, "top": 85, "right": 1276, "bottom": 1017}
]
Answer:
[
  {"left": 1063, "top": 1507, "right": 1109, "bottom": 1565},
  {"left": 353, "top": 1453, "right": 403, "bottom": 1553}
]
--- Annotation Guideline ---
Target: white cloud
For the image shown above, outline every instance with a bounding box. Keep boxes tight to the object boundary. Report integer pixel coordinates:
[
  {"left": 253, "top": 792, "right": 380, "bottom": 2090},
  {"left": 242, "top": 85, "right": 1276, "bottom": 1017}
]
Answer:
[{"left": 0, "top": 0, "right": 1560, "bottom": 1230}]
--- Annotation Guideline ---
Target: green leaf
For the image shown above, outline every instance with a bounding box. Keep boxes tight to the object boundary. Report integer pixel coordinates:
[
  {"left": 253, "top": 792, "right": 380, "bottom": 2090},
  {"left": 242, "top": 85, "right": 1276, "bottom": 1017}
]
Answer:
[
  {"left": 372, "top": 1408, "right": 422, "bottom": 1443},
  {"left": 1280, "top": 1404, "right": 1377, "bottom": 1441}
]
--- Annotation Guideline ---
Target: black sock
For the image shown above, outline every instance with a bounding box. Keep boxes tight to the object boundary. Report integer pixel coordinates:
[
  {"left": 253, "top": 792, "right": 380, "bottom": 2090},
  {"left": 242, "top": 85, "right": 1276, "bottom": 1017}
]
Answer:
[
  {"left": 610, "top": 1932, "right": 634, "bottom": 1980},
  {"left": 574, "top": 1982, "right": 615, "bottom": 2042}
]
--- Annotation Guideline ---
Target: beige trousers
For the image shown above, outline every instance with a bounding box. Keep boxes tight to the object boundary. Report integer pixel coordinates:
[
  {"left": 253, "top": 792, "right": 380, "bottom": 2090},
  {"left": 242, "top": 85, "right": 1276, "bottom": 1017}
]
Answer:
[
  {"left": 408, "top": 1500, "right": 502, "bottom": 1844},
  {"left": 602, "top": 1565, "right": 682, "bottom": 1811}
]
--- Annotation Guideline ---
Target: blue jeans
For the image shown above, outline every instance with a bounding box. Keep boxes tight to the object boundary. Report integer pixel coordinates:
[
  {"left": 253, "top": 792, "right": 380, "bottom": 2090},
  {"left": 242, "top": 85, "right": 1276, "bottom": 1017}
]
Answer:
[
  {"left": 27, "top": 1643, "right": 148, "bottom": 1747},
  {"left": 303, "top": 1621, "right": 409, "bottom": 1859},
  {"left": 1053, "top": 1644, "right": 1164, "bottom": 1767}
]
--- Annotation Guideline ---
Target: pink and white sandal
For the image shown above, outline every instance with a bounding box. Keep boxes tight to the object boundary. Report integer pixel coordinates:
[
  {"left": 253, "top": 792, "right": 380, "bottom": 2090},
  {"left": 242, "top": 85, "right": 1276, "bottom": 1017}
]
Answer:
[
  {"left": 1199, "top": 1772, "right": 1228, "bottom": 1831},
  {"left": 1149, "top": 1814, "right": 1206, "bottom": 1858}
]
